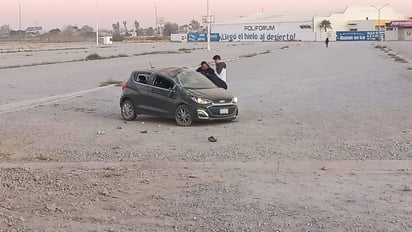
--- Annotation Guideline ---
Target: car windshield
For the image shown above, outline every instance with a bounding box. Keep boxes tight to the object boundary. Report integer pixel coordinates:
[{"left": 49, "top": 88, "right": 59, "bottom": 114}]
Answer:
[{"left": 175, "top": 70, "right": 217, "bottom": 89}]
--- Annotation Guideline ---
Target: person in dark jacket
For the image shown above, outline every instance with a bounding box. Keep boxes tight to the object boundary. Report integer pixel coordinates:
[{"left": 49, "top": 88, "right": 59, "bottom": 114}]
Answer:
[
  {"left": 325, "top": 37, "right": 330, "bottom": 48},
  {"left": 196, "top": 61, "right": 227, "bottom": 89},
  {"left": 196, "top": 61, "right": 215, "bottom": 77}
]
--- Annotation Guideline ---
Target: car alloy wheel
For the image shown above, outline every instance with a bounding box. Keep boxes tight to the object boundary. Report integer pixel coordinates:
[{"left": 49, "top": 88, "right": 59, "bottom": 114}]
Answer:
[
  {"left": 175, "top": 105, "right": 193, "bottom": 126},
  {"left": 121, "top": 100, "right": 137, "bottom": 121}
]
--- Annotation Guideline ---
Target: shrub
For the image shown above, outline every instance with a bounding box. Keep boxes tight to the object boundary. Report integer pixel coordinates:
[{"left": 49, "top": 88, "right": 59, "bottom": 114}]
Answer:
[{"left": 86, "top": 53, "right": 103, "bottom": 60}]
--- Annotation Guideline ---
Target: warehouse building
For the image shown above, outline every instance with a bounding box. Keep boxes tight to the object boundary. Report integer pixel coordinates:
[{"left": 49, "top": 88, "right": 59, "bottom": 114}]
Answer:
[
  {"left": 385, "top": 20, "right": 412, "bottom": 41},
  {"left": 212, "top": 12, "right": 316, "bottom": 42},
  {"left": 211, "top": 6, "right": 407, "bottom": 42}
]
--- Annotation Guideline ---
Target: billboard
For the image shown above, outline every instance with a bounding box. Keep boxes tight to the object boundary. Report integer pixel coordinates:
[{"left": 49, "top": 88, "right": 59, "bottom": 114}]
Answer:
[
  {"left": 187, "top": 33, "right": 221, "bottom": 42},
  {"left": 213, "top": 23, "right": 315, "bottom": 42},
  {"left": 336, "top": 31, "right": 380, "bottom": 41},
  {"left": 389, "top": 20, "right": 412, "bottom": 28}
]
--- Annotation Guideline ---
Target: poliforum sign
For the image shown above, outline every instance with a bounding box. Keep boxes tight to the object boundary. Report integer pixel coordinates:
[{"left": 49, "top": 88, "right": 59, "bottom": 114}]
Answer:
[
  {"left": 213, "top": 23, "right": 315, "bottom": 42},
  {"left": 244, "top": 25, "right": 276, "bottom": 31}
]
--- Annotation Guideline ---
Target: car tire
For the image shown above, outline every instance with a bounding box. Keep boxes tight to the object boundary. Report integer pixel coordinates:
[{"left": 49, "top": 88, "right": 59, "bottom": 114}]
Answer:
[
  {"left": 121, "top": 100, "right": 137, "bottom": 121},
  {"left": 175, "top": 105, "right": 193, "bottom": 126}
]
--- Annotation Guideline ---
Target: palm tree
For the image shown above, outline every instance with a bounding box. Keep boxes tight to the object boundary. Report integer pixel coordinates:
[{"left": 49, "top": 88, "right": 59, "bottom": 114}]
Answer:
[{"left": 319, "top": 20, "right": 332, "bottom": 32}]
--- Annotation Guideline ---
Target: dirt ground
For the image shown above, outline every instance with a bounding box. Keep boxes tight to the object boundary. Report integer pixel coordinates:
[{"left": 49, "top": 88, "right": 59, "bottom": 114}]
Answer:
[{"left": 0, "top": 41, "right": 412, "bottom": 232}]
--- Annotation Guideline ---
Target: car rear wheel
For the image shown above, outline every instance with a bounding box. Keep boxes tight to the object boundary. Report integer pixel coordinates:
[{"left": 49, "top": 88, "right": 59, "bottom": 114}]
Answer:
[
  {"left": 121, "top": 100, "right": 137, "bottom": 121},
  {"left": 175, "top": 105, "right": 193, "bottom": 126}
]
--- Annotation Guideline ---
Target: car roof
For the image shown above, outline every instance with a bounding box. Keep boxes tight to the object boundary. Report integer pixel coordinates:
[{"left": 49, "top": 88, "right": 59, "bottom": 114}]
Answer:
[
  {"left": 133, "top": 67, "right": 187, "bottom": 79},
  {"left": 154, "top": 67, "right": 186, "bottom": 79}
]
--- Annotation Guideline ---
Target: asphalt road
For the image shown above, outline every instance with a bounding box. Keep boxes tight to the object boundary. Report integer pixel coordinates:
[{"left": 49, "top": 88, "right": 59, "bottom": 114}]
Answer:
[
  {"left": 1, "top": 41, "right": 412, "bottom": 162},
  {"left": 0, "top": 42, "right": 297, "bottom": 105},
  {"left": 0, "top": 41, "right": 412, "bottom": 231}
]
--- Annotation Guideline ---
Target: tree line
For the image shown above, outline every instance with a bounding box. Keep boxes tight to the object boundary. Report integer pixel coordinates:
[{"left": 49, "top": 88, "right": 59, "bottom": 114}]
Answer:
[{"left": 0, "top": 19, "right": 204, "bottom": 40}]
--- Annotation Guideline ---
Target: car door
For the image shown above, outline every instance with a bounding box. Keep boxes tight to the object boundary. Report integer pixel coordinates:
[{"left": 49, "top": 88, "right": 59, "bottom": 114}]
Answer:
[
  {"left": 129, "top": 72, "right": 157, "bottom": 115},
  {"left": 148, "top": 75, "right": 177, "bottom": 115}
]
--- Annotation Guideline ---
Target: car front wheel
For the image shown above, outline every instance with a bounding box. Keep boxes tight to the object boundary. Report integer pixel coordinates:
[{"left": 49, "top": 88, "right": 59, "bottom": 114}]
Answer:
[
  {"left": 121, "top": 99, "right": 137, "bottom": 121},
  {"left": 175, "top": 105, "right": 193, "bottom": 126}
]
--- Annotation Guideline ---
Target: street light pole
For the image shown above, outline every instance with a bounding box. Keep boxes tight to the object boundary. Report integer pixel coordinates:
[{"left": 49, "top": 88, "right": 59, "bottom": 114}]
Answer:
[
  {"left": 17, "top": 0, "right": 22, "bottom": 31},
  {"left": 96, "top": 0, "right": 99, "bottom": 47},
  {"left": 207, "top": 0, "right": 211, "bottom": 51},
  {"left": 155, "top": 5, "right": 158, "bottom": 35},
  {"left": 371, "top": 3, "right": 389, "bottom": 41}
]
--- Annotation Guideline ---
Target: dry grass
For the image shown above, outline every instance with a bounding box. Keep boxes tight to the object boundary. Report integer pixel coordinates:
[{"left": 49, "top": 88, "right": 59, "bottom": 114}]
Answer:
[
  {"left": 100, "top": 79, "right": 123, "bottom": 87},
  {"left": 178, "top": 48, "right": 193, "bottom": 53},
  {"left": 86, "top": 53, "right": 103, "bottom": 60},
  {"left": 240, "top": 53, "right": 258, "bottom": 58},
  {"left": 135, "top": 50, "right": 181, "bottom": 56},
  {"left": 375, "top": 45, "right": 387, "bottom": 49},
  {"left": 394, "top": 57, "right": 408, "bottom": 63},
  {"left": 260, "top": 50, "right": 271, "bottom": 55}
]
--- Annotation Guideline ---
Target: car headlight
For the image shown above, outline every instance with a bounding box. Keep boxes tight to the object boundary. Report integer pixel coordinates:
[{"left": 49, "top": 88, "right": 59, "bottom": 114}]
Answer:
[
  {"left": 233, "top": 97, "right": 238, "bottom": 103},
  {"left": 191, "top": 97, "right": 212, "bottom": 105}
]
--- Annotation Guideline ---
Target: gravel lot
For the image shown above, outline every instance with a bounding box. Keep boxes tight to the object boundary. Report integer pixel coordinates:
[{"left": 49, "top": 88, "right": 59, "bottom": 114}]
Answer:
[{"left": 0, "top": 41, "right": 412, "bottom": 231}]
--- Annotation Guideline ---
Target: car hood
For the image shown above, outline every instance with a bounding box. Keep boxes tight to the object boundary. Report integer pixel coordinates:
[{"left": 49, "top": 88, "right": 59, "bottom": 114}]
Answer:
[{"left": 186, "top": 88, "right": 234, "bottom": 102}]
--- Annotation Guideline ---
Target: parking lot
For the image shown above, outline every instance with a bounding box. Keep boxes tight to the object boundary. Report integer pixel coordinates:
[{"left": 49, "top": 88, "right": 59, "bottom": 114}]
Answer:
[{"left": 0, "top": 41, "right": 412, "bottom": 231}]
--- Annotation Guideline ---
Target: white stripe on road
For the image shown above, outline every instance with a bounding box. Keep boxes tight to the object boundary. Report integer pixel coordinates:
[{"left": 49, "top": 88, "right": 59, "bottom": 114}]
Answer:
[{"left": 0, "top": 85, "right": 115, "bottom": 114}]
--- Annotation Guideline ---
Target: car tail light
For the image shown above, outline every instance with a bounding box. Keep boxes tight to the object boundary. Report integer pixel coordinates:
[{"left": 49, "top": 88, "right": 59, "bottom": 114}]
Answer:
[{"left": 121, "top": 82, "right": 127, "bottom": 90}]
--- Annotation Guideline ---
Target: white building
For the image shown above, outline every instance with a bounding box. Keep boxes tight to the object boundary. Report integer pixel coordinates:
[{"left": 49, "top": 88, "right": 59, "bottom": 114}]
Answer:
[
  {"left": 314, "top": 6, "right": 405, "bottom": 41},
  {"left": 213, "top": 12, "right": 316, "bottom": 42},
  {"left": 385, "top": 20, "right": 412, "bottom": 41},
  {"left": 170, "top": 33, "right": 188, "bottom": 43},
  {"left": 26, "top": 26, "right": 43, "bottom": 35},
  {"left": 99, "top": 36, "right": 113, "bottom": 45},
  {"left": 212, "top": 6, "right": 406, "bottom": 42}
]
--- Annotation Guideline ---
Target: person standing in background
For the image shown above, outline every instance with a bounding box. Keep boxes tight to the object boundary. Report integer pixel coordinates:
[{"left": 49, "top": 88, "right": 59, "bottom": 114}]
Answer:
[
  {"left": 213, "top": 55, "right": 227, "bottom": 83},
  {"left": 325, "top": 37, "right": 330, "bottom": 48}
]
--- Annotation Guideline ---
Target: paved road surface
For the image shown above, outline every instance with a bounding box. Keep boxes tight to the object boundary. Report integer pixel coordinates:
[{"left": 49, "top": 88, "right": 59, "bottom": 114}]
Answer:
[{"left": 0, "top": 42, "right": 411, "bottom": 231}]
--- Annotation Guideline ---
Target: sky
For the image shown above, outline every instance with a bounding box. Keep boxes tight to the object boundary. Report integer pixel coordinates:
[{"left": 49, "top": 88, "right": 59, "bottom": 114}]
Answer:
[{"left": 1, "top": 0, "right": 411, "bottom": 30}]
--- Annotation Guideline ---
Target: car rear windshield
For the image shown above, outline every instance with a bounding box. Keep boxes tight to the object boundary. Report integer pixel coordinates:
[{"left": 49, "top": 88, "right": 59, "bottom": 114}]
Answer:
[{"left": 175, "top": 70, "right": 217, "bottom": 89}]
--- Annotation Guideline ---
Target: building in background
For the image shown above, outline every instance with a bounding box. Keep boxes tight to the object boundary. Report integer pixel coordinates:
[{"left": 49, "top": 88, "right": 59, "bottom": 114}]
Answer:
[
  {"left": 0, "top": 25, "right": 10, "bottom": 37},
  {"left": 314, "top": 6, "right": 405, "bottom": 41},
  {"left": 385, "top": 20, "right": 412, "bottom": 41},
  {"left": 213, "top": 12, "right": 316, "bottom": 42},
  {"left": 26, "top": 26, "right": 43, "bottom": 36},
  {"left": 99, "top": 36, "right": 113, "bottom": 45},
  {"left": 209, "top": 6, "right": 406, "bottom": 42}
]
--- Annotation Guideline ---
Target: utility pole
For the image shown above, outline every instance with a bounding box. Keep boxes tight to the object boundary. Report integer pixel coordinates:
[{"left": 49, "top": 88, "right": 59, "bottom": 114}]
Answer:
[
  {"left": 96, "top": 0, "right": 99, "bottom": 47},
  {"left": 203, "top": 0, "right": 214, "bottom": 51},
  {"left": 371, "top": 3, "right": 389, "bottom": 41},
  {"left": 207, "top": 0, "right": 211, "bottom": 51},
  {"left": 18, "top": 1, "right": 22, "bottom": 31},
  {"left": 155, "top": 5, "right": 158, "bottom": 35}
]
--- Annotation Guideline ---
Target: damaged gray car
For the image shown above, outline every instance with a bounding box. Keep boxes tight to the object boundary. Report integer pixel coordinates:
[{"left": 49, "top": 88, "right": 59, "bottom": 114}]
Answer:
[{"left": 120, "top": 67, "right": 239, "bottom": 126}]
